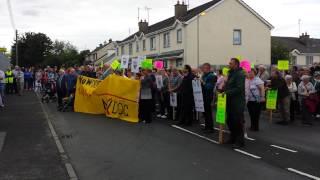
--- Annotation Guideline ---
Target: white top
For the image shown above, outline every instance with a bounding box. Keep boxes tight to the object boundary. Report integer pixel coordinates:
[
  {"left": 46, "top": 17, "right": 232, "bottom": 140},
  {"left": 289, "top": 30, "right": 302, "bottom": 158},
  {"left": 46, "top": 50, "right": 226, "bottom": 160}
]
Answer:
[
  {"left": 0, "top": 70, "right": 5, "bottom": 84},
  {"left": 287, "top": 82, "right": 297, "bottom": 100},
  {"left": 245, "top": 77, "right": 264, "bottom": 102},
  {"left": 298, "top": 82, "right": 315, "bottom": 97}
]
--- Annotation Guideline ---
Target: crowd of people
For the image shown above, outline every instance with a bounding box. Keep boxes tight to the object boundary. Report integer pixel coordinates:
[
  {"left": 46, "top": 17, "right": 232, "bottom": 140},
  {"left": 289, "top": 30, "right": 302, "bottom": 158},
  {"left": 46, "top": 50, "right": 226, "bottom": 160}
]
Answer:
[{"left": 1, "top": 58, "right": 320, "bottom": 148}]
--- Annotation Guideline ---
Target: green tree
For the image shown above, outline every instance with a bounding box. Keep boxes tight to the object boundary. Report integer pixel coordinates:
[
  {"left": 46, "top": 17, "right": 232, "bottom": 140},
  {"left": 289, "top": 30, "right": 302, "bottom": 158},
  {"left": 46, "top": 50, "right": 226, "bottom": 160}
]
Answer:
[
  {"left": 271, "top": 39, "right": 290, "bottom": 65},
  {"left": 11, "top": 32, "right": 53, "bottom": 66}
]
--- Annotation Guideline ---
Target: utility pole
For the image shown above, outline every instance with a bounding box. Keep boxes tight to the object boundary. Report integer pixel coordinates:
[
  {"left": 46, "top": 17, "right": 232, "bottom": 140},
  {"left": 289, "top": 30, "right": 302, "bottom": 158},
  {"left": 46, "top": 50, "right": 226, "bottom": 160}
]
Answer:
[
  {"left": 145, "top": 6, "right": 151, "bottom": 22},
  {"left": 298, "top": 19, "right": 301, "bottom": 36},
  {"left": 15, "top": 29, "right": 18, "bottom": 66}
]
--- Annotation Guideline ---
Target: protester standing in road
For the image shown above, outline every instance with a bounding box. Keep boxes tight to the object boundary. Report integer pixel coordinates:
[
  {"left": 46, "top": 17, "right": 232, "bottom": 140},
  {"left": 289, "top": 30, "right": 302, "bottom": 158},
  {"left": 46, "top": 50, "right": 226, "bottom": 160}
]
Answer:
[
  {"left": 225, "top": 58, "right": 246, "bottom": 148},
  {"left": 285, "top": 75, "right": 298, "bottom": 122},
  {"left": 245, "top": 69, "right": 265, "bottom": 131},
  {"left": 0, "top": 69, "right": 5, "bottom": 107},
  {"left": 177, "top": 65, "right": 196, "bottom": 126},
  {"left": 5, "top": 68, "right": 14, "bottom": 94},
  {"left": 139, "top": 68, "right": 154, "bottom": 123},
  {"left": 168, "top": 68, "right": 183, "bottom": 121},
  {"left": 257, "top": 65, "right": 270, "bottom": 82},
  {"left": 270, "top": 71, "right": 290, "bottom": 125},
  {"left": 16, "top": 67, "right": 24, "bottom": 96},
  {"left": 201, "top": 63, "right": 217, "bottom": 132},
  {"left": 298, "top": 75, "right": 316, "bottom": 125},
  {"left": 56, "top": 69, "right": 67, "bottom": 110}
]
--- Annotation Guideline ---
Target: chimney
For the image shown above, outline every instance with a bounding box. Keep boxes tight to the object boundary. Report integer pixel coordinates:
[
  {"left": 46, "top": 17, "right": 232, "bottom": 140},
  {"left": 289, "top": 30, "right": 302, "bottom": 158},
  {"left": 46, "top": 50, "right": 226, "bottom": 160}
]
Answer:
[
  {"left": 109, "top": 38, "right": 112, "bottom": 43},
  {"left": 175, "top": 0, "right": 188, "bottom": 19},
  {"left": 138, "top": 20, "right": 148, "bottom": 33},
  {"left": 299, "top": 32, "right": 310, "bottom": 46}
]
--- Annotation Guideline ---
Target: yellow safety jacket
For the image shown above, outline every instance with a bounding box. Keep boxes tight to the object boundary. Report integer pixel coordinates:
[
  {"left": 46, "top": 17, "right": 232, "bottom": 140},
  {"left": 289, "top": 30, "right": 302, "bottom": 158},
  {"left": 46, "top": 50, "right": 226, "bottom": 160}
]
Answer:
[{"left": 5, "top": 71, "right": 14, "bottom": 84}]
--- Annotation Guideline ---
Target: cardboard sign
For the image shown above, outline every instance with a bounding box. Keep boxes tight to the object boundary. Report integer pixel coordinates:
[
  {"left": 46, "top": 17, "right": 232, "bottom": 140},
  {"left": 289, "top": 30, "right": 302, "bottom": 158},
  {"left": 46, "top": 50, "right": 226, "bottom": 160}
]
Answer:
[
  {"left": 154, "top": 61, "right": 164, "bottom": 69},
  {"left": 111, "top": 60, "right": 120, "bottom": 70},
  {"left": 170, "top": 93, "right": 177, "bottom": 107},
  {"left": 155, "top": 75, "right": 163, "bottom": 89},
  {"left": 121, "top": 55, "right": 130, "bottom": 69},
  {"left": 131, "top": 58, "right": 140, "bottom": 73},
  {"left": 192, "top": 79, "right": 204, "bottom": 112},
  {"left": 216, "top": 93, "right": 227, "bottom": 125},
  {"left": 278, "top": 60, "right": 289, "bottom": 70},
  {"left": 222, "top": 67, "right": 230, "bottom": 76},
  {"left": 266, "top": 90, "right": 278, "bottom": 110}
]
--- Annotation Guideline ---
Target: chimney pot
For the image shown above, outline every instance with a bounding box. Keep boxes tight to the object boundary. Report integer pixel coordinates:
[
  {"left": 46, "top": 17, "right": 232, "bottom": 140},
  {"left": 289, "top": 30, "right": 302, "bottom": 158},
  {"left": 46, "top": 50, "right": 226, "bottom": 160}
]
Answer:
[{"left": 175, "top": 0, "right": 188, "bottom": 19}]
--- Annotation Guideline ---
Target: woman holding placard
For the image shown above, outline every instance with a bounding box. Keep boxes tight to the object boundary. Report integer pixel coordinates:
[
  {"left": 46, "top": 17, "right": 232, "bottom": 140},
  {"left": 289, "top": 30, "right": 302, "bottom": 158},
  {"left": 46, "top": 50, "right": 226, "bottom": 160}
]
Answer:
[{"left": 245, "top": 69, "right": 265, "bottom": 131}]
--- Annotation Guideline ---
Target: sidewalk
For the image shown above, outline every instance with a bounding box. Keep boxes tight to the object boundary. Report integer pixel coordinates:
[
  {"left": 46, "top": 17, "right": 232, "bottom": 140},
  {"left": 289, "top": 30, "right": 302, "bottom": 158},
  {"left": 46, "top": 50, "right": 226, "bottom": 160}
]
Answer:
[{"left": 0, "top": 91, "right": 67, "bottom": 179}]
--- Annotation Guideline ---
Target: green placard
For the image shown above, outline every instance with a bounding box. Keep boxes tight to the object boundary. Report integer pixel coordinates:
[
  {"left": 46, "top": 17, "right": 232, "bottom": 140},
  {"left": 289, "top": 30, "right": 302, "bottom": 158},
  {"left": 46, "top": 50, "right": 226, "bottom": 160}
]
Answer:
[
  {"left": 216, "top": 93, "right": 227, "bottom": 125},
  {"left": 141, "top": 59, "right": 153, "bottom": 69},
  {"left": 222, "top": 67, "right": 230, "bottom": 76},
  {"left": 277, "top": 60, "right": 289, "bottom": 70},
  {"left": 266, "top": 90, "right": 278, "bottom": 110},
  {"left": 111, "top": 60, "right": 120, "bottom": 70}
]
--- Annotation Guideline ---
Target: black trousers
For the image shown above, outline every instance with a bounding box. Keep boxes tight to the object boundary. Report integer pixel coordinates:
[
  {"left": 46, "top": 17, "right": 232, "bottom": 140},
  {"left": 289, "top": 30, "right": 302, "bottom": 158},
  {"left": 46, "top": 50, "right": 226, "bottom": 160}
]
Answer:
[
  {"left": 226, "top": 110, "right": 244, "bottom": 144},
  {"left": 160, "top": 92, "right": 170, "bottom": 116},
  {"left": 247, "top": 101, "right": 262, "bottom": 131},
  {"left": 5, "top": 83, "right": 14, "bottom": 94},
  {"left": 290, "top": 98, "right": 296, "bottom": 122},
  {"left": 57, "top": 91, "right": 66, "bottom": 107},
  {"left": 179, "top": 101, "right": 194, "bottom": 125},
  {"left": 139, "top": 99, "right": 153, "bottom": 123},
  {"left": 203, "top": 96, "right": 213, "bottom": 129}
]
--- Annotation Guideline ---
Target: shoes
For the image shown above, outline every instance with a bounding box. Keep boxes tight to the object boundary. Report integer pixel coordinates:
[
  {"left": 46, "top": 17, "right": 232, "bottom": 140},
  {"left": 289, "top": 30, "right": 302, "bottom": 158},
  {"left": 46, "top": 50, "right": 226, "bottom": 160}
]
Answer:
[
  {"left": 156, "top": 114, "right": 162, "bottom": 118},
  {"left": 316, "top": 114, "right": 320, "bottom": 118},
  {"left": 276, "top": 121, "right": 289, "bottom": 125},
  {"left": 161, "top": 115, "right": 167, "bottom": 119},
  {"left": 232, "top": 142, "right": 245, "bottom": 149}
]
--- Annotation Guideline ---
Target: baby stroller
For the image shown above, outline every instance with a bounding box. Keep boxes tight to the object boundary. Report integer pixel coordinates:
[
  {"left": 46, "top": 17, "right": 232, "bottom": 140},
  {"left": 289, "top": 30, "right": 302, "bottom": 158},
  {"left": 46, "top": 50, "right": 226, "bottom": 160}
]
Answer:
[
  {"left": 61, "top": 93, "right": 75, "bottom": 112},
  {"left": 41, "top": 81, "right": 57, "bottom": 103}
]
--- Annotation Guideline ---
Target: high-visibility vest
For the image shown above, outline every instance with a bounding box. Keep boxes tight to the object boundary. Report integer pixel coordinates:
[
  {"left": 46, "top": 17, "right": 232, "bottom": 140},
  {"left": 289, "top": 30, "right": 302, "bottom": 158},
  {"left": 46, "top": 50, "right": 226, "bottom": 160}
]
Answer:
[{"left": 5, "top": 71, "right": 14, "bottom": 84}]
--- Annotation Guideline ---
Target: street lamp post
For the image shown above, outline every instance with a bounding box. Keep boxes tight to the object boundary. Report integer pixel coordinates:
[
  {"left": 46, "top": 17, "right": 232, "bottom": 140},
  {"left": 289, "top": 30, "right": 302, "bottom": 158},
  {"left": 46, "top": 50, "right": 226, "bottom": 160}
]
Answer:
[{"left": 197, "top": 12, "right": 206, "bottom": 68}]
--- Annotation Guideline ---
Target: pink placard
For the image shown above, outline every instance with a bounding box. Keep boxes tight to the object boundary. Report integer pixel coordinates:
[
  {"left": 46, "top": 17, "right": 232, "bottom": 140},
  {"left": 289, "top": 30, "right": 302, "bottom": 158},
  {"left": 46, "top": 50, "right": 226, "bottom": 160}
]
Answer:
[
  {"left": 154, "top": 61, "right": 164, "bottom": 69},
  {"left": 240, "top": 60, "right": 251, "bottom": 73}
]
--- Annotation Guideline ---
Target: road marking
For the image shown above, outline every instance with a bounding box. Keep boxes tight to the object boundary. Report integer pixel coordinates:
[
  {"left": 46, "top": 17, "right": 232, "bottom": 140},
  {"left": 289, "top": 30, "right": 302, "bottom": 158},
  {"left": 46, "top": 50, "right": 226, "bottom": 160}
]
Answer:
[
  {"left": 234, "top": 149, "right": 261, "bottom": 159},
  {"left": 287, "top": 168, "right": 320, "bottom": 180},
  {"left": 200, "top": 124, "right": 255, "bottom": 141},
  {"left": 36, "top": 93, "right": 79, "bottom": 180},
  {"left": 172, "top": 125, "right": 219, "bottom": 144},
  {"left": 270, "top": 145, "right": 298, "bottom": 153}
]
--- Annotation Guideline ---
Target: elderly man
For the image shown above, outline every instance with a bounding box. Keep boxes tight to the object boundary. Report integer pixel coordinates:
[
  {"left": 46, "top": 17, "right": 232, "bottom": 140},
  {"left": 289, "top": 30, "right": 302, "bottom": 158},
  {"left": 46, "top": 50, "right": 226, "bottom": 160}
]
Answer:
[{"left": 56, "top": 69, "right": 67, "bottom": 110}]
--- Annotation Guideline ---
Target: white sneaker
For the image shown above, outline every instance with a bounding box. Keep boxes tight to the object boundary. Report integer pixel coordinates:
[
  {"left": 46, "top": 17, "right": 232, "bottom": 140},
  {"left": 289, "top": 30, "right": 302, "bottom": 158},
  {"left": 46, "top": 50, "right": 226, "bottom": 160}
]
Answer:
[
  {"left": 316, "top": 114, "right": 320, "bottom": 118},
  {"left": 157, "top": 114, "right": 162, "bottom": 118},
  {"left": 161, "top": 115, "right": 167, "bottom": 119}
]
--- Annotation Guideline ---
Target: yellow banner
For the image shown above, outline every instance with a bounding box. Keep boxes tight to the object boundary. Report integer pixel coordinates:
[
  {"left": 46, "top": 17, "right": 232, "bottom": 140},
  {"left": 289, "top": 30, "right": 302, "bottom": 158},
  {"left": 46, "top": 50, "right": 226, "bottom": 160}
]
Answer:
[{"left": 74, "top": 75, "right": 141, "bottom": 123}]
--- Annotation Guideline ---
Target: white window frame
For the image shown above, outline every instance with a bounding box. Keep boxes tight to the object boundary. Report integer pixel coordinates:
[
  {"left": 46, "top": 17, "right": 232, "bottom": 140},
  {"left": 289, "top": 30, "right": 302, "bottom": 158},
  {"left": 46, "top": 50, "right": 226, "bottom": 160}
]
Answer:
[
  {"left": 129, "top": 43, "right": 133, "bottom": 55},
  {"left": 121, "top": 46, "right": 125, "bottom": 55},
  {"left": 233, "top": 29, "right": 242, "bottom": 45},
  {"left": 164, "top": 32, "right": 170, "bottom": 48},
  {"left": 150, "top": 37, "right": 156, "bottom": 50},
  {"left": 177, "top": 29, "right": 182, "bottom": 43},
  {"left": 142, "top": 40, "right": 146, "bottom": 51},
  {"left": 136, "top": 41, "right": 139, "bottom": 52},
  {"left": 306, "top": 56, "right": 313, "bottom": 65}
]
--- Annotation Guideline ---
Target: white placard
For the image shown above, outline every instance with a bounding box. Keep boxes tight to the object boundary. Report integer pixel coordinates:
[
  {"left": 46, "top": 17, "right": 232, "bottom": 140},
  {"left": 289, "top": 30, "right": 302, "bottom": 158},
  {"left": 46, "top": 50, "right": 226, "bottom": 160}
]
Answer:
[
  {"left": 192, "top": 79, "right": 204, "bottom": 112},
  {"left": 121, "top": 55, "right": 130, "bottom": 69},
  {"left": 131, "top": 58, "right": 140, "bottom": 73},
  {"left": 138, "top": 55, "right": 146, "bottom": 65},
  {"left": 155, "top": 75, "right": 163, "bottom": 89},
  {"left": 170, "top": 92, "right": 177, "bottom": 107}
]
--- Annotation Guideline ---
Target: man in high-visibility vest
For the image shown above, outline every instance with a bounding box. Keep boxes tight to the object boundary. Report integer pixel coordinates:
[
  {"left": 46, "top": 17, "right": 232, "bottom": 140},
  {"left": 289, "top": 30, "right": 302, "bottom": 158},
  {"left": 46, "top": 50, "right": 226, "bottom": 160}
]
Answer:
[{"left": 5, "top": 68, "right": 14, "bottom": 94}]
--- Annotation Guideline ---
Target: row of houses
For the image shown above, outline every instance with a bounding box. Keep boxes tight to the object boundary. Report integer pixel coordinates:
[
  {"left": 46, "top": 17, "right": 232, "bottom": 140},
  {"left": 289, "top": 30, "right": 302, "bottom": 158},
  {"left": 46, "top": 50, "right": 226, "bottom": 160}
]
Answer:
[{"left": 86, "top": 0, "right": 320, "bottom": 68}]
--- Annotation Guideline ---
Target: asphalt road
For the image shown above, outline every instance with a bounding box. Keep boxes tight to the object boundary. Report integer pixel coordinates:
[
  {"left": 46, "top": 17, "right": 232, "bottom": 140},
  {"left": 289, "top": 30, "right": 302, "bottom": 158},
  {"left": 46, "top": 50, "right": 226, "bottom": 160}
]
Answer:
[
  {"left": 41, "top": 94, "right": 320, "bottom": 180},
  {"left": 0, "top": 92, "right": 67, "bottom": 180}
]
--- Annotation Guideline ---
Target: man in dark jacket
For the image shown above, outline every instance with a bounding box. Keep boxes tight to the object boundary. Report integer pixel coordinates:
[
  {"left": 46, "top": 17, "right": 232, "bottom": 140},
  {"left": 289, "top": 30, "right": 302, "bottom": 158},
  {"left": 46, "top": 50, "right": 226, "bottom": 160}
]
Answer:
[
  {"left": 201, "top": 63, "right": 217, "bottom": 132},
  {"left": 225, "top": 58, "right": 246, "bottom": 148},
  {"left": 56, "top": 69, "right": 67, "bottom": 110}
]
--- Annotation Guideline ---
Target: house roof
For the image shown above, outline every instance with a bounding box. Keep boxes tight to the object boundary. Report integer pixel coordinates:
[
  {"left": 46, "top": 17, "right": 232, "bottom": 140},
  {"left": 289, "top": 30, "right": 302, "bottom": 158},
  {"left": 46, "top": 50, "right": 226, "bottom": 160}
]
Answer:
[
  {"left": 119, "top": 0, "right": 273, "bottom": 44},
  {"left": 119, "top": 0, "right": 223, "bottom": 43},
  {"left": 0, "top": 53, "right": 10, "bottom": 71},
  {"left": 272, "top": 36, "right": 320, "bottom": 54}
]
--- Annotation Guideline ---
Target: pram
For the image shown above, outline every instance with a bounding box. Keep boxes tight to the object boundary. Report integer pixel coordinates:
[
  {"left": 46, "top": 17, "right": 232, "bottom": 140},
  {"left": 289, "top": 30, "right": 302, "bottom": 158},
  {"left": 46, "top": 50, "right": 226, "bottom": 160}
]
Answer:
[
  {"left": 41, "top": 81, "right": 57, "bottom": 103},
  {"left": 61, "top": 93, "right": 74, "bottom": 112}
]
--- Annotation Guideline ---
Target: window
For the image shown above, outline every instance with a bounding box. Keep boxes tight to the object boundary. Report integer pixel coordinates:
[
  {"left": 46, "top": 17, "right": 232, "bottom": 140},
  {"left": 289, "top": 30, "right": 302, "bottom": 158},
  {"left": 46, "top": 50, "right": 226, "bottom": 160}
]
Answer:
[
  {"left": 177, "top": 29, "right": 182, "bottom": 43},
  {"left": 233, "top": 29, "right": 242, "bottom": 45},
  {"left": 142, "top": 40, "right": 146, "bottom": 51},
  {"left": 164, "top": 32, "right": 170, "bottom": 48},
  {"left": 306, "top": 56, "right": 313, "bottom": 65},
  {"left": 291, "top": 56, "right": 297, "bottom": 65},
  {"left": 136, "top": 41, "right": 139, "bottom": 52},
  {"left": 150, "top": 37, "right": 156, "bottom": 50},
  {"left": 176, "top": 59, "right": 183, "bottom": 67},
  {"left": 121, "top": 46, "right": 125, "bottom": 55},
  {"left": 129, "top": 43, "right": 133, "bottom": 55}
]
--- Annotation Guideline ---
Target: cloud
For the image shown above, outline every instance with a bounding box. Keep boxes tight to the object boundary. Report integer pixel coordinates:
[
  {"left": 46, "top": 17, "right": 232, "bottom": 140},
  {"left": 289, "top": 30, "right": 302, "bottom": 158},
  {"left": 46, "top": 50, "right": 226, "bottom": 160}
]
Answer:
[{"left": 21, "top": 9, "right": 39, "bottom": 16}]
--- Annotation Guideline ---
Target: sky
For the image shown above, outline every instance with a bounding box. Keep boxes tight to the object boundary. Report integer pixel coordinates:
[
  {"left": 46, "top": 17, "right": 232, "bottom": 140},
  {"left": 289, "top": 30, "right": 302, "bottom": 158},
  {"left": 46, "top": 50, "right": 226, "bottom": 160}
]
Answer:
[{"left": 0, "top": 0, "right": 319, "bottom": 52}]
